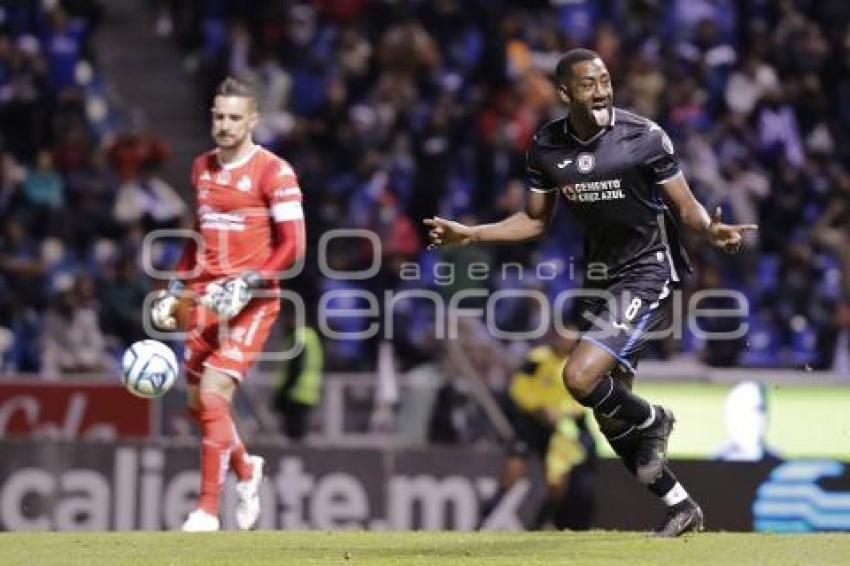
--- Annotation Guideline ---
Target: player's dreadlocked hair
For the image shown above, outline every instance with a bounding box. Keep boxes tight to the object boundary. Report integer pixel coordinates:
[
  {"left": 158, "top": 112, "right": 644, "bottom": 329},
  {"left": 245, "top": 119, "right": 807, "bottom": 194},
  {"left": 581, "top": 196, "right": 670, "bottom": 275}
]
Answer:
[
  {"left": 215, "top": 77, "right": 257, "bottom": 105},
  {"left": 555, "top": 48, "right": 602, "bottom": 85}
]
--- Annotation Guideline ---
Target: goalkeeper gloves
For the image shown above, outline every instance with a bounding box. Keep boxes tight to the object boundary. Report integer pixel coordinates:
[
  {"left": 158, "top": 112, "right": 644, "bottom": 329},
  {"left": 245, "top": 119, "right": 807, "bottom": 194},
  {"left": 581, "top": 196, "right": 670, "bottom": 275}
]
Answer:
[
  {"left": 201, "top": 271, "right": 263, "bottom": 320},
  {"left": 151, "top": 280, "right": 184, "bottom": 331}
]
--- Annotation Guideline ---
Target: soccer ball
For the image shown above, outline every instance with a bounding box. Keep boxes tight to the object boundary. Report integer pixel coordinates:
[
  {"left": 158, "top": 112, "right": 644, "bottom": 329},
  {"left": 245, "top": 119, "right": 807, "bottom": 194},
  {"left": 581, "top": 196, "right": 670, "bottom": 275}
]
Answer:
[{"left": 121, "top": 339, "right": 178, "bottom": 398}]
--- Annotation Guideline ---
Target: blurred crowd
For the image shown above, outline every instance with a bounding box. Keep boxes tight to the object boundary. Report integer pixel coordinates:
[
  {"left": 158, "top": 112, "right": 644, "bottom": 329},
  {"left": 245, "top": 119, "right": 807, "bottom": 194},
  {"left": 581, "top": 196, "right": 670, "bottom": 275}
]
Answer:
[
  {"left": 0, "top": 1, "right": 186, "bottom": 375},
  {"left": 2, "top": 0, "right": 850, "bottom": 377},
  {"left": 159, "top": 0, "right": 850, "bottom": 372}
]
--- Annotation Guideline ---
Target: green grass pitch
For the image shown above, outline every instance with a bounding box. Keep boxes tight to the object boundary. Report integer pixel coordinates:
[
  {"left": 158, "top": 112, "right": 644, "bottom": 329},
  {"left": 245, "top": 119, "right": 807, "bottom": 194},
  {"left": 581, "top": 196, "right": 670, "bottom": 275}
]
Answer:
[{"left": 1, "top": 531, "right": 848, "bottom": 565}]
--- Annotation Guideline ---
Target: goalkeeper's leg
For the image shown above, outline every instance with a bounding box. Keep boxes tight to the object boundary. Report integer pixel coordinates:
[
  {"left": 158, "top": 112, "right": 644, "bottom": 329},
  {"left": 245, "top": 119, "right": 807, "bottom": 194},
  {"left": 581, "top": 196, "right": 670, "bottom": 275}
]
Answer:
[
  {"left": 185, "top": 335, "right": 255, "bottom": 482},
  {"left": 187, "top": 388, "right": 253, "bottom": 481},
  {"left": 184, "top": 298, "right": 278, "bottom": 531},
  {"left": 182, "top": 368, "right": 239, "bottom": 532}
]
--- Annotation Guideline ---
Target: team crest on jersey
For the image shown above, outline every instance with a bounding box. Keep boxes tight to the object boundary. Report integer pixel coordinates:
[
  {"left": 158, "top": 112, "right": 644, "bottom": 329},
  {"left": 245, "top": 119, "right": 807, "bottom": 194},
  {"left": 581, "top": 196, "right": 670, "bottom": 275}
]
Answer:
[
  {"left": 216, "top": 171, "right": 231, "bottom": 184},
  {"left": 237, "top": 175, "right": 252, "bottom": 192},
  {"left": 577, "top": 152, "right": 595, "bottom": 173}
]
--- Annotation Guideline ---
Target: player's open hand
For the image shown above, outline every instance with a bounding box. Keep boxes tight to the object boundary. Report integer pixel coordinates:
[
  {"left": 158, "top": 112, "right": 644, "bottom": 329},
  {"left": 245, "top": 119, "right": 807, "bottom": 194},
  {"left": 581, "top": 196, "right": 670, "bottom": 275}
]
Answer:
[
  {"left": 708, "top": 207, "right": 758, "bottom": 254},
  {"left": 423, "top": 216, "right": 475, "bottom": 250}
]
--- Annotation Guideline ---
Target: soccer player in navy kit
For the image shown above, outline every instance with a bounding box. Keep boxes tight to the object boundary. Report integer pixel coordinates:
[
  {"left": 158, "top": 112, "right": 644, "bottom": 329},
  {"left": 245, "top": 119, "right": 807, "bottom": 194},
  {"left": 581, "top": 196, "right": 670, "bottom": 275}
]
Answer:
[{"left": 425, "top": 48, "right": 756, "bottom": 536}]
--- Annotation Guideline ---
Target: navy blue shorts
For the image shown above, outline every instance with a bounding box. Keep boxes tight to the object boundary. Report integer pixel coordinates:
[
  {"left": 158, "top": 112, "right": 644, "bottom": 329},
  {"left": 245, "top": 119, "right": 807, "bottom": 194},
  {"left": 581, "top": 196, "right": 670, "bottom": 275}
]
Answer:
[{"left": 576, "top": 277, "right": 674, "bottom": 374}]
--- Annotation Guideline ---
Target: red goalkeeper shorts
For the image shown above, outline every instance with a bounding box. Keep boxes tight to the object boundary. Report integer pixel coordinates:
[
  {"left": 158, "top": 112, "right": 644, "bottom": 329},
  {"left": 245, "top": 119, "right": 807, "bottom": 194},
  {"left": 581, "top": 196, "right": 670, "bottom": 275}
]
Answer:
[{"left": 183, "top": 294, "right": 280, "bottom": 384}]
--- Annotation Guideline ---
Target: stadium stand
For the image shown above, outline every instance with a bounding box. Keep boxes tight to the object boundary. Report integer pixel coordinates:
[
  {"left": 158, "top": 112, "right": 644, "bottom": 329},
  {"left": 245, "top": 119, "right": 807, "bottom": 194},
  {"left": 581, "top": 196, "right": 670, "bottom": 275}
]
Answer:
[
  {"left": 2, "top": 0, "right": 849, "bottom": 374},
  {"left": 157, "top": 0, "right": 850, "bottom": 371}
]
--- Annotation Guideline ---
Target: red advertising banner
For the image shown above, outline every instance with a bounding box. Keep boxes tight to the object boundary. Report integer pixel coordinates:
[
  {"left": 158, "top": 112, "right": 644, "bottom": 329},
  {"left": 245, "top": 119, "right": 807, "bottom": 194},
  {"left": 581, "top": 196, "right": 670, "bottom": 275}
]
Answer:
[{"left": 0, "top": 381, "right": 153, "bottom": 439}]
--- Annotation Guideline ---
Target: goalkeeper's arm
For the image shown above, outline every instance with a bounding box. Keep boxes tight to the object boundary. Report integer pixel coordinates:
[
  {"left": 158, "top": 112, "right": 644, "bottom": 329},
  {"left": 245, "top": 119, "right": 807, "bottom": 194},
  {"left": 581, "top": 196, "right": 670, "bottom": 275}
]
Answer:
[
  {"left": 255, "top": 215, "right": 307, "bottom": 284},
  {"left": 172, "top": 227, "right": 199, "bottom": 279}
]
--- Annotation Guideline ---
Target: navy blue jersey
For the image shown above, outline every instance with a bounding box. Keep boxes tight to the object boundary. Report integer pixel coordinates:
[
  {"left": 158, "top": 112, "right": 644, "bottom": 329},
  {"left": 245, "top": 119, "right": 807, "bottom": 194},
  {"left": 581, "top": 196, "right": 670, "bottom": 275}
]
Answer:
[{"left": 526, "top": 108, "right": 690, "bottom": 286}]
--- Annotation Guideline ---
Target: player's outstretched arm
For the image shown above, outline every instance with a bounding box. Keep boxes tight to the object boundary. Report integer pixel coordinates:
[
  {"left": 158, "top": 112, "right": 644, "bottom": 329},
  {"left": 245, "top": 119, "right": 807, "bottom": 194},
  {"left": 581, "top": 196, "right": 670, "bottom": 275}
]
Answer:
[
  {"left": 661, "top": 175, "right": 757, "bottom": 254},
  {"left": 424, "top": 190, "right": 556, "bottom": 249}
]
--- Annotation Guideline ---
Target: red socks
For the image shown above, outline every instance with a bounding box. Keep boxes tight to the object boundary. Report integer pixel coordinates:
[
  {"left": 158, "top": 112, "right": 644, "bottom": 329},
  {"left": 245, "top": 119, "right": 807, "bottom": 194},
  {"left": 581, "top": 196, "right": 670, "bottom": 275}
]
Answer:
[
  {"left": 188, "top": 406, "right": 253, "bottom": 482},
  {"left": 229, "top": 425, "right": 254, "bottom": 481},
  {"left": 196, "top": 391, "right": 236, "bottom": 515}
]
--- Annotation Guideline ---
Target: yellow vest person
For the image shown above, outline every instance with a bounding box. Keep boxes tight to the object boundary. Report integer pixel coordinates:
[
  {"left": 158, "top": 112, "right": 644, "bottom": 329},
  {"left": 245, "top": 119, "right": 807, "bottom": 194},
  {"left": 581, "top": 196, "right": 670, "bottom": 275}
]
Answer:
[{"left": 273, "top": 325, "right": 323, "bottom": 440}]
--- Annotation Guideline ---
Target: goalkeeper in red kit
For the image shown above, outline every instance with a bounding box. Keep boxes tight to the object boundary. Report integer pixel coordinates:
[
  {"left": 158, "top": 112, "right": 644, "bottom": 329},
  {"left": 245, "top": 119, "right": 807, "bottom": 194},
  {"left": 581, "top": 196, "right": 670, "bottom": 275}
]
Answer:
[{"left": 150, "top": 77, "right": 306, "bottom": 531}]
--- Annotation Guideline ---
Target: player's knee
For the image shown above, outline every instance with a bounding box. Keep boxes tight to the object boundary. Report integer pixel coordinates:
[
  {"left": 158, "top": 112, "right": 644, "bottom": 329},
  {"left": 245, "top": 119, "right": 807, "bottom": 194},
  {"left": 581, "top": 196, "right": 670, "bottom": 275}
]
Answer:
[
  {"left": 198, "top": 389, "right": 229, "bottom": 412},
  {"left": 562, "top": 361, "right": 601, "bottom": 399},
  {"left": 200, "top": 367, "right": 237, "bottom": 401}
]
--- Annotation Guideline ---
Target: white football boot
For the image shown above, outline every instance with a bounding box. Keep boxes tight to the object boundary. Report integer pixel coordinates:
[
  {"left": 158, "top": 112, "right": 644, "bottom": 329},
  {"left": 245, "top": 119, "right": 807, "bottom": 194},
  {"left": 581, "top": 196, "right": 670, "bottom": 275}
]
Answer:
[
  {"left": 235, "top": 455, "right": 265, "bottom": 530},
  {"left": 181, "top": 509, "right": 220, "bottom": 532}
]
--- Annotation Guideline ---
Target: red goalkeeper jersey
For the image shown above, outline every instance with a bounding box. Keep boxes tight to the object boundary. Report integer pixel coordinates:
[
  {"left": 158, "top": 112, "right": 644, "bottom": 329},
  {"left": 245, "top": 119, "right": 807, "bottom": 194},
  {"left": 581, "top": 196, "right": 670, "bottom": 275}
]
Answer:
[{"left": 188, "top": 146, "right": 303, "bottom": 283}]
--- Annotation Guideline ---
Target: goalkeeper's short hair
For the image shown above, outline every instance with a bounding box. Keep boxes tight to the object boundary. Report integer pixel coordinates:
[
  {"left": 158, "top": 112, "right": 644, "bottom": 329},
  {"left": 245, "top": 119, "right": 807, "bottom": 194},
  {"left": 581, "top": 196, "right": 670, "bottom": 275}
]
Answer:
[{"left": 215, "top": 77, "right": 257, "bottom": 106}]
